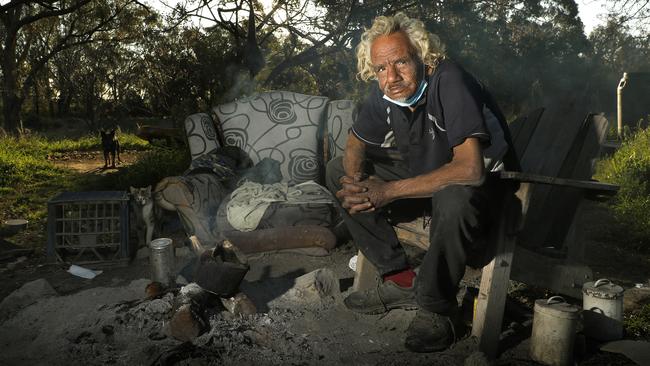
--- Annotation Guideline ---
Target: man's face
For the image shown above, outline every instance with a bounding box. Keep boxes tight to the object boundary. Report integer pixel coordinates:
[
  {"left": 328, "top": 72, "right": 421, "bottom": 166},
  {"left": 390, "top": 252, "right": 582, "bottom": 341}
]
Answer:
[{"left": 370, "top": 31, "right": 422, "bottom": 102}]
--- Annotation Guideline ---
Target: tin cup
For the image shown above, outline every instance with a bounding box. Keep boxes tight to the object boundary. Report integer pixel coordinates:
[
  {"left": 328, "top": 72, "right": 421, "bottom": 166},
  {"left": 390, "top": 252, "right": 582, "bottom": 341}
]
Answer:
[{"left": 149, "top": 238, "right": 175, "bottom": 286}]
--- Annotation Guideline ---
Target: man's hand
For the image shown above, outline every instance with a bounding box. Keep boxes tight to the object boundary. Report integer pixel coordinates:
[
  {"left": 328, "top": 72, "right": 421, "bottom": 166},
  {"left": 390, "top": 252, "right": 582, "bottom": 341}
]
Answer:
[
  {"left": 336, "top": 174, "right": 395, "bottom": 214},
  {"left": 336, "top": 174, "right": 374, "bottom": 214},
  {"left": 355, "top": 176, "right": 394, "bottom": 210}
]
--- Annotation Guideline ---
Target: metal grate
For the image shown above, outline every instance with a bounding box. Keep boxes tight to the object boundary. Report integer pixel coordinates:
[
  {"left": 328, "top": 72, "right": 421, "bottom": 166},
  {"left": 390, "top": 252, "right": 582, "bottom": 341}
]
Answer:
[{"left": 47, "top": 191, "right": 130, "bottom": 263}]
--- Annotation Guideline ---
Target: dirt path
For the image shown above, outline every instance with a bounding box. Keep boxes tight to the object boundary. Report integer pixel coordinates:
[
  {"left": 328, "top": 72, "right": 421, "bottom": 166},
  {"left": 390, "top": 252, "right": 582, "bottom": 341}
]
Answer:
[{"left": 50, "top": 150, "right": 143, "bottom": 174}]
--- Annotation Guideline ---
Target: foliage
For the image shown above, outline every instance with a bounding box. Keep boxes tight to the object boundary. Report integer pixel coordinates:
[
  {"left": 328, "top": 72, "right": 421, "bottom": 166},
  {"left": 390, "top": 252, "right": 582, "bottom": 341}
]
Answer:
[
  {"left": 0, "top": 136, "right": 72, "bottom": 223},
  {"left": 2, "top": 0, "right": 650, "bottom": 129},
  {"left": 0, "top": 134, "right": 186, "bottom": 227},
  {"left": 625, "top": 303, "right": 650, "bottom": 338},
  {"left": 0, "top": 0, "right": 152, "bottom": 131},
  {"left": 595, "top": 127, "right": 650, "bottom": 250},
  {"left": 85, "top": 147, "right": 190, "bottom": 191},
  {"left": 47, "top": 133, "right": 150, "bottom": 152}
]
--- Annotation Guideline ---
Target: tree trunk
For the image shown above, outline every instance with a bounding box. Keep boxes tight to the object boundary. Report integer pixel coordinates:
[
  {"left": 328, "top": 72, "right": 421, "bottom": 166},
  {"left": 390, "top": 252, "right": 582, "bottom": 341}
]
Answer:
[
  {"left": 33, "top": 81, "right": 40, "bottom": 117},
  {"left": 1, "top": 91, "right": 22, "bottom": 133},
  {"left": 1, "top": 15, "right": 21, "bottom": 133},
  {"left": 57, "top": 86, "right": 73, "bottom": 117}
]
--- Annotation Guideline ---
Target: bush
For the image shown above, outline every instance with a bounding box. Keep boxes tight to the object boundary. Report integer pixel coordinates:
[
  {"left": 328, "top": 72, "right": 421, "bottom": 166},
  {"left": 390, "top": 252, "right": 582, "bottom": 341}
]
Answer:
[
  {"left": 625, "top": 304, "right": 650, "bottom": 338},
  {"left": 595, "top": 127, "right": 650, "bottom": 250},
  {"left": 48, "top": 132, "right": 150, "bottom": 152},
  {"left": 88, "top": 147, "right": 190, "bottom": 190}
]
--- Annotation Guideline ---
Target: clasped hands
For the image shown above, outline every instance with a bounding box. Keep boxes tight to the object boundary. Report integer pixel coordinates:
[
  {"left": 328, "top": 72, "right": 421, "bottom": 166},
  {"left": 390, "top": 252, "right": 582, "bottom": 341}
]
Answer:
[{"left": 335, "top": 173, "right": 393, "bottom": 214}]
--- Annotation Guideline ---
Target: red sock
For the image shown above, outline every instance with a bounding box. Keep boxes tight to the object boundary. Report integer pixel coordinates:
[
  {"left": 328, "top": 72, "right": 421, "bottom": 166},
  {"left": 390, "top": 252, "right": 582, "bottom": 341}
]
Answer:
[{"left": 383, "top": 268, "right": 416, "bottom": 288}]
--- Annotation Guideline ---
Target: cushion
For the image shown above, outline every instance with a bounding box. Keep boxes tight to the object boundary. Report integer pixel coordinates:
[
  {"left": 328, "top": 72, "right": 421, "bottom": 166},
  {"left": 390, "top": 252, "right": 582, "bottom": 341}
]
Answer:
[
  {"left": 184, "top": 113, "right": 220, "bottom": 160},
  {"left": 325, "top": 100, "right": 356, "bottom": 161},
  {"left": 213, "top": 91, "right": 329, "bottom": 185}
]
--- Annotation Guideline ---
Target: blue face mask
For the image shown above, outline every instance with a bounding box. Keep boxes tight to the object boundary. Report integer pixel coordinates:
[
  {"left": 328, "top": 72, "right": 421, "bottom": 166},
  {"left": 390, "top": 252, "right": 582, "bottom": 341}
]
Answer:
[{"left": 383, "top": 79, "right": 428, "bottom": 107}]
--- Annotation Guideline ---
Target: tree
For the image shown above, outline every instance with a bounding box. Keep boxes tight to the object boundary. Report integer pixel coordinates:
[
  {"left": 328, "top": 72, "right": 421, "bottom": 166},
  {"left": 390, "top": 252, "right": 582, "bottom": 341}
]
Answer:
[
  {"left": 604, "top": 0, "right": 650, "bottom": 35},
  {"left": 0, "top": 0, "right": 148, "bottom": 132}
]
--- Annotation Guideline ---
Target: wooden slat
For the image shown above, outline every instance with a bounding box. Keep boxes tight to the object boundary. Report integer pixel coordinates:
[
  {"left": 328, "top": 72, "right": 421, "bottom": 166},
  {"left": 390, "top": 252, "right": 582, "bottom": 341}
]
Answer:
[
  {"left": 510, "top": 108, "right": 545, "bottom": 159},
  {"left": 472, "top": 187, "right": 523, "bottom": 358},
  {"left": 565, "top": 201, "right": 587, "bottom": 263},
  {"left": 518, "top": 90, "right": 593, "bottom": 248},
  {"left": 543, "top": 114, "right": 609, "bottom": 247},
  {"left": 523, "top": 113, "right": 594, "bottom": 247},
  {"left": 394, "top": 218, "right": 429, "bottom": 250},
  {"left": 506, "top": 115, "right": 526, "bottom": 144},
  {"left": 498, "top": 171, "right": 618, "bottom": 195},
  {"left": 352, "top": 251, "right": 378, "bottom": 291}
]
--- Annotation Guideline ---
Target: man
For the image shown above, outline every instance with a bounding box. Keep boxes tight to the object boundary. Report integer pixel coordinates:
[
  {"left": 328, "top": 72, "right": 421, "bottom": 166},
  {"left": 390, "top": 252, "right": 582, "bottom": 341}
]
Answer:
[{"left": 326, "top": 13, "right": 518, "bottom": 353}]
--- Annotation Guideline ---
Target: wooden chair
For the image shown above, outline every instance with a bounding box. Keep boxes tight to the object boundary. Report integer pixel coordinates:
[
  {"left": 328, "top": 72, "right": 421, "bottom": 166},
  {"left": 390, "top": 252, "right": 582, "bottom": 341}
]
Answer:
[{"left": 351, "top": 108, "right": 619, "bottom": 358}]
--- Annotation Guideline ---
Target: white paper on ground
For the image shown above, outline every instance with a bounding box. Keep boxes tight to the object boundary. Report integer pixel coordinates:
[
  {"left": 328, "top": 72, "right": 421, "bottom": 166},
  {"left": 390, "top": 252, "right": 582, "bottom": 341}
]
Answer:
[{"left": 67, "top": 264, "right": 103, "bottom": 279}]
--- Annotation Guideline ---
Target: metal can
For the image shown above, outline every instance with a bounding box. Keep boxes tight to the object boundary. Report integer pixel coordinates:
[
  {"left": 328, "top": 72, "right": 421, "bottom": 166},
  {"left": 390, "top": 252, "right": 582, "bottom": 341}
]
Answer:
[
  {"left": 530, "top": 296, "right": 580, "bottom": 366},
  {"left": 582, "top": 278, "right": 624, "bottom": 341},
  {"left": 149, "top": 238, "right": 175, "bottom": 286}
]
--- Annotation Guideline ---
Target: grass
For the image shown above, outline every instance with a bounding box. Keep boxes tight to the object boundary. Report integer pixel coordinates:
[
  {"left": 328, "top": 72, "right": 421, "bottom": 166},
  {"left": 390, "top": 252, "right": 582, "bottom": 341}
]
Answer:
[
  {"left": 625, "top": 303, "right": 650, "bottom": 338},
  {"left": 595, "top": 126, "right": 650, "bottom": 251},
  {"left": 0, "top": 136, "right": 70, "bottom": 222},
  {"left": 0, "top": 133, "right": 188, "bottom": 247},
  {"left": 48, "top": 132, "right": 151, "bottom": 155},
  {"left": 81, "top": 147, "right": 190, "bottom": 190}
]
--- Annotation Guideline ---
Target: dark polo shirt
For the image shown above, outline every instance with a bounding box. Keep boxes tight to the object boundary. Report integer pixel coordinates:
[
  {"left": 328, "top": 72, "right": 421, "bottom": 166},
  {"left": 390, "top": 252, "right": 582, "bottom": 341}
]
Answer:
[{"left": 352, "top": 59, "right": 517, "bottom": 176}]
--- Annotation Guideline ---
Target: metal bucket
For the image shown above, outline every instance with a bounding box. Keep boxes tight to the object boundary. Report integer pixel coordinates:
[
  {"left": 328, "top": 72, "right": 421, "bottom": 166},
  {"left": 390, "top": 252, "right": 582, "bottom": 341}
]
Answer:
[
  {"left": 530, "top": 296, "right": 580, "bottom": 366},
  {"left": 149, "top": 238, "right": 175, "bottom": 286},
  {"left": 582, "top": 278, "right": 624, "bottom": 341}
]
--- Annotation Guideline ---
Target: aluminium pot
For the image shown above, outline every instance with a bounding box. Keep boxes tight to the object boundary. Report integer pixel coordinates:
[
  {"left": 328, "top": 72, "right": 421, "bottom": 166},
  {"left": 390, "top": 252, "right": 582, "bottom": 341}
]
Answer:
[
  {"left": 530, "top": 296, "right": 580, "bottom": 366},
  {"left": 582, "top": 278, "right": 624, "bottom": 341}
]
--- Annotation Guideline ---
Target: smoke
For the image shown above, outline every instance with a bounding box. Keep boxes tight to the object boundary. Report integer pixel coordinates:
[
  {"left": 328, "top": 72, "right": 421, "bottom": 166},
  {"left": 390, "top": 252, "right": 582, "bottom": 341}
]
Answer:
[{"left": 222, "top": 64, "right": 257, "bottom": 103}]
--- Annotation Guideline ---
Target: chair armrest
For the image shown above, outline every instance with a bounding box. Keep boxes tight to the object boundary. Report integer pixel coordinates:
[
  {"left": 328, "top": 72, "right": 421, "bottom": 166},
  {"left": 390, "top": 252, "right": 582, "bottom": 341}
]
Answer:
[{"left": 499, "top": 171, "right": 619, "bottom": 199}]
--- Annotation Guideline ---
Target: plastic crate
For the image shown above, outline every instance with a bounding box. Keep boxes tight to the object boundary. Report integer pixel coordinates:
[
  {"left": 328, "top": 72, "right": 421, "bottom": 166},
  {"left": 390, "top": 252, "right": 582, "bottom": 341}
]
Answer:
[{"left": 47, "top": 191, "right": 130, "bottom": 263}]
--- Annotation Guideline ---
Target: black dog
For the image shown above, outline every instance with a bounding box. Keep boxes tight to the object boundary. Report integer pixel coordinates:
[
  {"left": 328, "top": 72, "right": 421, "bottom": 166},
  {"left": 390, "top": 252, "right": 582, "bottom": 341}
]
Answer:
[{"left": 100, "top": 129, "right": 121, "bottom": 168}]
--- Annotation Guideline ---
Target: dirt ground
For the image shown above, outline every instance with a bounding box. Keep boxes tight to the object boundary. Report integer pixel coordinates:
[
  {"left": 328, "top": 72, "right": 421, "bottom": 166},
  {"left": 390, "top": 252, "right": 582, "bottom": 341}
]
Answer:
[
  {"left": 48, "top": 149, "right": 142, "bottom": 174},
  {"left": 0, "top": 151, "right": 648, "bottom": 365}
]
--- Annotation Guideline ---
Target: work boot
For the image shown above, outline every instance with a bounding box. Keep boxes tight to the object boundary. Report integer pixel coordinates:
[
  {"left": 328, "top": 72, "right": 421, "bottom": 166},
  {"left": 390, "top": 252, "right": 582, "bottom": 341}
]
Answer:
[
  {"left": 344, "top": 280, "right": 417, "bottom": 314},
  {"left": 404, "top": 308, "right": 459, "bottom": 353}
]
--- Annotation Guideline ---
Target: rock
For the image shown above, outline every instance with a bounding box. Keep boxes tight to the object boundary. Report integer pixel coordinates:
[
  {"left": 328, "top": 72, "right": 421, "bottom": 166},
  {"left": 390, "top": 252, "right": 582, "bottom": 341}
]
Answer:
[
  {"left": 282, "top": 268, "right": 339, "bottom": 302},
  {"left": 176, "top": 275, "right": 189, "bottom": 285},
  {"left": 175, "top": 283, "right": 208, "bottom": 309},
  {"left": 168, "top": 304, "right": 206, "bottom": 341},
  {"left": 624, "top": 287, "right": 650, "bottom": 313},
  {"left": 221, "top": 292, "right": 257, "bottom": 315},
  {"left": 0, "top": 278, "right": 57, "bottom": 320},
  {"left": 145, "top": 282, "right": 164, "bottom": 299}
]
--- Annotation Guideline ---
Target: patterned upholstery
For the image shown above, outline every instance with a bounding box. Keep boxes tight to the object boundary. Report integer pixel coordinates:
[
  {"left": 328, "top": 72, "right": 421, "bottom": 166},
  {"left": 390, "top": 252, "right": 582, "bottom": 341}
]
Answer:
[
  {"left": 212, "top": 91, "right": 329, "bottom": 185},
  {"left": 185, "top": 113, "right": 221, "bottom": 160},
  {"left": 325, "top": 100, "right": 357, "bottom": 161}
]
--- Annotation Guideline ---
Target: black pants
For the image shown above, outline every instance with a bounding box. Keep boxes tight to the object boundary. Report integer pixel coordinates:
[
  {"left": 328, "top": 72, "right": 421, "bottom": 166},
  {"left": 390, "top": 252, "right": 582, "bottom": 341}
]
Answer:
[{"left": 326, "top": 156, "right": 502, "bottom": 313}]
